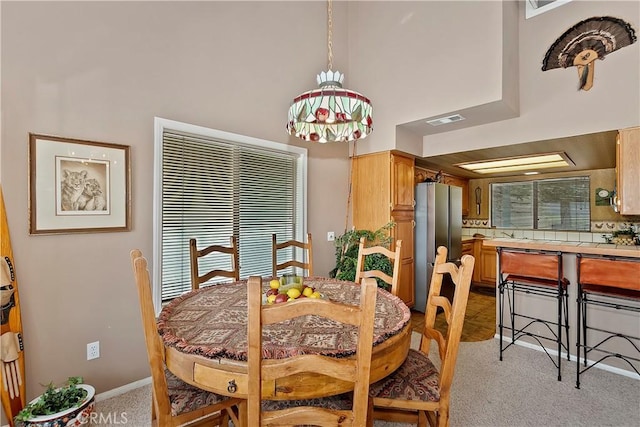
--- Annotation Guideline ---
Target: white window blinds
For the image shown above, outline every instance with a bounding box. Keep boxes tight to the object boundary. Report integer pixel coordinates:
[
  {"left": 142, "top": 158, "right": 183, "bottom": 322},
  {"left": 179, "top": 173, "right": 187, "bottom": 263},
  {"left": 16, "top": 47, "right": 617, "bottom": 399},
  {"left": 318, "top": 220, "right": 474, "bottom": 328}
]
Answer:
[
  {"left": 491, "top": 176, "right": 590, "bottom": 231},
  {"left": 159, "top": 127, "right": 305, "bottom": 301}
]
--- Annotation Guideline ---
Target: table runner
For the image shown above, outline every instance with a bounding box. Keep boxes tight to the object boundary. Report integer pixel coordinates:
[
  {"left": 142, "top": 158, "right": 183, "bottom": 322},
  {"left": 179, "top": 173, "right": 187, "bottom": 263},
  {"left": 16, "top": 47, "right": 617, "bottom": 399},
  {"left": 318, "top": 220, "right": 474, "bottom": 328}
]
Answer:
[{"left": 158, "top": 277, "right": 410, "bottom": 361}]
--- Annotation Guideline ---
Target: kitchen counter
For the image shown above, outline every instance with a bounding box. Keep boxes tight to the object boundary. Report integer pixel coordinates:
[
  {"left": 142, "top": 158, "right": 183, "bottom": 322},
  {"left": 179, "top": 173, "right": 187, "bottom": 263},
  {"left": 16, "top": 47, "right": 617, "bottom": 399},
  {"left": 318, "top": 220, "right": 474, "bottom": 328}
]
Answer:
[{"left": 483, "top": 237, "right": 640, "bottom": 258}]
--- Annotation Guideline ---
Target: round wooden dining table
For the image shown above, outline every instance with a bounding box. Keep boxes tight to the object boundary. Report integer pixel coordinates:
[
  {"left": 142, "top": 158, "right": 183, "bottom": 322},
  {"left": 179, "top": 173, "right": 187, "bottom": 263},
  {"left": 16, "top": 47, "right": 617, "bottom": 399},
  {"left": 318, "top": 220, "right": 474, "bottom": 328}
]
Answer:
[{"left": 157, "top": 277, "right": 411, "bottom": 403}]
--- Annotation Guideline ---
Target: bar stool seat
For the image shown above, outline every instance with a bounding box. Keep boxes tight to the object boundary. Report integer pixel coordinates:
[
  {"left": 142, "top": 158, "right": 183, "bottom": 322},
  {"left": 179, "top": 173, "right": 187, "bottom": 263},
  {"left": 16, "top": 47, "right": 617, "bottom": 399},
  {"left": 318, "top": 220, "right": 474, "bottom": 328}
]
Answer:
[
  {"left": 576, "top": 254, "right": 640, "bottom": 389},
  {"left": 498, "top": 248, "right": 570, "bottom": 381}
]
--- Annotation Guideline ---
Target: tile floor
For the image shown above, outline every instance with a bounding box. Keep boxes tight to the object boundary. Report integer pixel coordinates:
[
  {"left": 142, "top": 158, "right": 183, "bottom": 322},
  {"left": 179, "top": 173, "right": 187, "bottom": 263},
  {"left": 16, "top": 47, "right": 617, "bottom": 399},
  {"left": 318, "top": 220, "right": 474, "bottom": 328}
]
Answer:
[{"left": 410, "top": 285, "right": 496, "bottom": 342}]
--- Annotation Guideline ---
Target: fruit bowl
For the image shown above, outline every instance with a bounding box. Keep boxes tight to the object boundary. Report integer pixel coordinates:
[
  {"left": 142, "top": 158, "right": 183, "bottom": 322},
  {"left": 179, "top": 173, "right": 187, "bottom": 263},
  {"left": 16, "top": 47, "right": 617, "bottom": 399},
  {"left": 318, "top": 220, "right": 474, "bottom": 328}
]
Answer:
[
  {"left": 264, "top": 277, "right": 323, "bottom": 304},
  {"left": 262, "top": 291, "right": 325, "bottom": 305}
]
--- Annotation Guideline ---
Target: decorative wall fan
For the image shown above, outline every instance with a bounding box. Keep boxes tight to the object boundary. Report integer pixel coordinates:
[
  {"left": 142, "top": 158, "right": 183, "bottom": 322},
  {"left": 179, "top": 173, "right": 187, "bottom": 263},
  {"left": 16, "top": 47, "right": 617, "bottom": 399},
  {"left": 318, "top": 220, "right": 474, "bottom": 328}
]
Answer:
[{"left": 542, "top": 16, "right": 637, "bottom": 91}]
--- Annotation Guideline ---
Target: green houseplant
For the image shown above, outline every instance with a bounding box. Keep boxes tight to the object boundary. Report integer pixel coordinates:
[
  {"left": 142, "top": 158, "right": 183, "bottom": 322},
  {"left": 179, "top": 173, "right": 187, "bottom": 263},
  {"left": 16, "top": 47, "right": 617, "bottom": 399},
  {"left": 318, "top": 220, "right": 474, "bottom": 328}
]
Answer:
[
  {"left": 14, "top": 376, "right": 95, "bottom": 427},
  {"left": 329, "top": 222, "right": 395, "bottom": 290}
]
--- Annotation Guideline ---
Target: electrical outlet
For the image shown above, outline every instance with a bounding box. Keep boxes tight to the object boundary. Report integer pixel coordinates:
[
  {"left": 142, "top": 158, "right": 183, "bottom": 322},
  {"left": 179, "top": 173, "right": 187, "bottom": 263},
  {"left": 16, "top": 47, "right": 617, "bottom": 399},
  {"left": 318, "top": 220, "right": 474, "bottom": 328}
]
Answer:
[
  {"left": 327, "top": 231, "right": 335, "bottom": 241},
  {"left": 87, "top": 341, "right": 100, "bottom": 360}
]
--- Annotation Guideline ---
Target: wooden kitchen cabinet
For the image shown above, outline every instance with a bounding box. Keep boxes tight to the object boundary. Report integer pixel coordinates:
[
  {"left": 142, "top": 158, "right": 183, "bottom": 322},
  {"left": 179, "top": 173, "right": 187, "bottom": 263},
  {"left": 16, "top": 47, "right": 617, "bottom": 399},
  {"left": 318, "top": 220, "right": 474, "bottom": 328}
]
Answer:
[
  {"left": 414, "top": 167, "right": 469, "bottom": 216},
  {"left": 443, "top": 175, "right": 469, "bottom": 217},
  {"left": 352, "top": 151, "right": 415, "bottom": 308},
  {"left": 391, "top": 154, "right": 416, "bottom": 211},
  {"left": 479, "top": 245, "right": 497, "bottom": 286},
  {"left": 462, "top": 240, "right": 474, "bottom": 256},
  {"left": 462, "top": 239, "right": 477, "bottom": 283},
  {"left": 616, "top": 126, "right": 640, "bottom": 215}
]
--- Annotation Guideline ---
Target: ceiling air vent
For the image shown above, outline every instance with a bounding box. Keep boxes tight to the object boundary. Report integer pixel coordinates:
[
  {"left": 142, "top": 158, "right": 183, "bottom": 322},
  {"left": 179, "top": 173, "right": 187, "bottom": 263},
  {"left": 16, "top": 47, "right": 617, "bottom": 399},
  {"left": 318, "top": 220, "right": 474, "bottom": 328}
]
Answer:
[{"left": 426, "top": 114, "right": 466, "bottom": 126}]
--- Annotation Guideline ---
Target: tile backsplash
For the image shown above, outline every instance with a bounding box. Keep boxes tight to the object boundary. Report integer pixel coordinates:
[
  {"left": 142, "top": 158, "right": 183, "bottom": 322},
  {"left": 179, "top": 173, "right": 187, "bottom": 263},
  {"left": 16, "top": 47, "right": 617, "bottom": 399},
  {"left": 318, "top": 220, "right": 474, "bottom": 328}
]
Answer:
[{"left": 462, "top": 220, "right": 639, "bottom": 244}]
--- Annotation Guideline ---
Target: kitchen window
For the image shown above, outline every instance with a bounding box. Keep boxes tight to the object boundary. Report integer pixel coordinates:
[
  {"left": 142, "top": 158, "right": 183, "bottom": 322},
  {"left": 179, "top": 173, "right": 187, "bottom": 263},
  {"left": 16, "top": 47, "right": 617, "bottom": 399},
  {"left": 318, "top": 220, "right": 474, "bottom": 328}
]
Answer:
[
  {"left": 491, "top": 177, "right": 590, "bottom": 231},
  {"left": 153, "top": 118, "right": 307, "bottom": 306}
]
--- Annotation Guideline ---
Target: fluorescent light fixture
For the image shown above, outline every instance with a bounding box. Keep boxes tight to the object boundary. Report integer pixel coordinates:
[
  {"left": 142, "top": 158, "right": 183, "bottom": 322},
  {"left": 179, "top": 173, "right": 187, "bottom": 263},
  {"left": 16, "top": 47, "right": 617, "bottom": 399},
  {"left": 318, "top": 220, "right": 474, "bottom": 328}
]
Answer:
[
  {"left": 456, "top": 152, "right": 574, "bottom": 174},
  {"left": 524, "top": 171, "right": 539, "bottom": 175},
  {"left": 426, "top": 114, "right": 465, "bottom": 126}
]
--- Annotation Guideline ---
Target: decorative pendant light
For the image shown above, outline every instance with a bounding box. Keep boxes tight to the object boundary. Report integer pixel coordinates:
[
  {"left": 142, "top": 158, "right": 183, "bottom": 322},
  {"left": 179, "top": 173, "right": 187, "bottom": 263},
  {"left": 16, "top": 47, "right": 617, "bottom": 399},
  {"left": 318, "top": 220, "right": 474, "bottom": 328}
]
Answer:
[{"left": 286, "top": 0, "right": 373, "bottom": 143}]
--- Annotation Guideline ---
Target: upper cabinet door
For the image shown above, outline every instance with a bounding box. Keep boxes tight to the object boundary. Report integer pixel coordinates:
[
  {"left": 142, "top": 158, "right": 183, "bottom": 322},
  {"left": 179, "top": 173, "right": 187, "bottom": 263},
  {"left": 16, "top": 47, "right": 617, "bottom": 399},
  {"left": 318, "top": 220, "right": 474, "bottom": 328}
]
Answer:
[
  {"left": 391, "top": 154, "right": 415, "bottom": 211},
  {"left": 442, "top": 175, "right": 470, "bottom": 217},
  {"left": 616, "top": 127, "right": 640, "bottom": 215}
]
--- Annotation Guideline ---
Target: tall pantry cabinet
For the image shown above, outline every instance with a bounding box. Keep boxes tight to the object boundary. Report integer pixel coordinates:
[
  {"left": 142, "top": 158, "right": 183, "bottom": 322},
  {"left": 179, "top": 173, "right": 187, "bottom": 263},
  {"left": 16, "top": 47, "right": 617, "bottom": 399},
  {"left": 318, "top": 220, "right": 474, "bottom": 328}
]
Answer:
[
  {"left": 352, "top": 151, "right": 415, "bottom": 308},
  {"left": 615, "top": 126, "right": 640, "bottom": 215}
]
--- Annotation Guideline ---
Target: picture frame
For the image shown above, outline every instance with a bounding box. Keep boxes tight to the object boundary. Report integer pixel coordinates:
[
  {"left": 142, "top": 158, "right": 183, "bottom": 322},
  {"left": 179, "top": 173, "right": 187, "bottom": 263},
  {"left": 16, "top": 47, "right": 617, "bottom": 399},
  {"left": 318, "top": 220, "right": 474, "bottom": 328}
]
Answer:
[
  {"left": 29, "top": 133, "right": 131, "bottom": 235},
  {"left": 525, "top": 0, "right": 572, "bottom": 19}
]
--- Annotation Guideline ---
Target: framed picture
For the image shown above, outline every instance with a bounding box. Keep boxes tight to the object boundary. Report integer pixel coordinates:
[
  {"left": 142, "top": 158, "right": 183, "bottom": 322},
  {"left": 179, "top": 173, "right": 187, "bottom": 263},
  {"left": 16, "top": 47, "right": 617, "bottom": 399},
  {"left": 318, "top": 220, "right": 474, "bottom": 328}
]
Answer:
[
  {"left": 525, "top": 0, "right": 572, "bottom": 19},
  {"left": 29, "top": 133, "right": 131, "bottom": 234}
]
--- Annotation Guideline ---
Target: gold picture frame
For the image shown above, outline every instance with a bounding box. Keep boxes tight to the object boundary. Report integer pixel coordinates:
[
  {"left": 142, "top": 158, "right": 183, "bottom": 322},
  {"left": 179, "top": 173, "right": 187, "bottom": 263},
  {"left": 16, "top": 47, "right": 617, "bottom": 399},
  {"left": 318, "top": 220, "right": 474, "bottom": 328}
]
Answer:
[{"left": 29, "top": 133, "right": 131, "bottom": 234}]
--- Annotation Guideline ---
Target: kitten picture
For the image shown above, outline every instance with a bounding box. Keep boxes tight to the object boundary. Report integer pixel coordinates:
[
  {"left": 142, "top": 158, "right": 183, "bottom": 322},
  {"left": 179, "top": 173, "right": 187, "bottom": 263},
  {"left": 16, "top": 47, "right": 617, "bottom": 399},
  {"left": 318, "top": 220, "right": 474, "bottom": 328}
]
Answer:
[
  {"left": 74, "top": 178, "right": 107, "bottom": 211},
  {"left": 60, "top": 169, "right": 88, "bottom": 211}
]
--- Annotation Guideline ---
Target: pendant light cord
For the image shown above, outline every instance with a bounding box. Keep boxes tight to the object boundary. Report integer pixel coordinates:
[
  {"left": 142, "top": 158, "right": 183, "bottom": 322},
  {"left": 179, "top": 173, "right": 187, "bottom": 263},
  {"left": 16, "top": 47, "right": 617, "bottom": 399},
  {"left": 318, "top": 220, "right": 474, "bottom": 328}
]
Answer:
[
  {"left": 327, "top": 0, "right": 333, "bottom": 70},
  {"left": 344, "top": 140, "right": 357, "bottom": 234}
]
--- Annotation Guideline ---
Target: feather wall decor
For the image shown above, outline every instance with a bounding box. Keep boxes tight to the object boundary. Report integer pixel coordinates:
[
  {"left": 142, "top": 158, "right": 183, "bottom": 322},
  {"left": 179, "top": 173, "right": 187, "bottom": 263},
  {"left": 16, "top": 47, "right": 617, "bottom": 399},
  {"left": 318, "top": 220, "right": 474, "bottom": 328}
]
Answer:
[{"left": 542, "top": 16, "right": 637, "bottom": 91}]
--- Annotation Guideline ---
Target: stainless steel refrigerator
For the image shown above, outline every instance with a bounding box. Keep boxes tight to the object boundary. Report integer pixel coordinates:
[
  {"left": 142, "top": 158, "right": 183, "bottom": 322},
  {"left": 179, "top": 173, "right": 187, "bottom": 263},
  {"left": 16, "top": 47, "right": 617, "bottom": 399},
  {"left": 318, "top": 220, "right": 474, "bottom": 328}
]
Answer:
[{"left": 414, "top": 182, "right": 462, "bottom": 312}]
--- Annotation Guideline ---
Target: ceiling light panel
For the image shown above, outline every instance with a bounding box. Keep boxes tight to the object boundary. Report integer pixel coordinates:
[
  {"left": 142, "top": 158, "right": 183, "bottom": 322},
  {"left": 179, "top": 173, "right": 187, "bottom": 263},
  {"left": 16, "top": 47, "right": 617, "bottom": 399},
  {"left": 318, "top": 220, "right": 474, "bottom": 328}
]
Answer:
[{"left": 455, "top": 152, "right": 574, "bottom": 174}]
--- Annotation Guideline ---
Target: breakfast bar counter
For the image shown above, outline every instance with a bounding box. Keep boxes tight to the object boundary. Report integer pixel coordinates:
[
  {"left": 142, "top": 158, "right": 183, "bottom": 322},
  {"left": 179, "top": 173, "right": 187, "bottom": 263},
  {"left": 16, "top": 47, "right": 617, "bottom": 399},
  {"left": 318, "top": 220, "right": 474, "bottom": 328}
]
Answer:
[
  {"left": 483, "top": 237, "right": 640, "bottom": 258},
  {"left": 481, "top": 236, "right": 640, "bottom": 378}
]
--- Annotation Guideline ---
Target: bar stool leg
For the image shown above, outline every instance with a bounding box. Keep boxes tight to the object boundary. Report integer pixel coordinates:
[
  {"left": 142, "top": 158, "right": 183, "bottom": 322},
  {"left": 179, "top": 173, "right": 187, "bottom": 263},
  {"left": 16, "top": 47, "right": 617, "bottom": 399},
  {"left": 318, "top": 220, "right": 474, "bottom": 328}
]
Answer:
[
  {"left": 509, "top": 285, "right": 516, "bottom": 345},
  {"left": 557, "top": 281, "right": 562, "bottom": 381},
  {"left": 499, "top": 279, "right": 504, "bottom": 361},
  {"left": 576, "top": 287, "right": 582, "bottom": 389},
  {"left": 564, "top": 289, "right": 570, "bottom": 361},
  {"left": 583, "top": 293, "right": 588, "bottom": 368}
]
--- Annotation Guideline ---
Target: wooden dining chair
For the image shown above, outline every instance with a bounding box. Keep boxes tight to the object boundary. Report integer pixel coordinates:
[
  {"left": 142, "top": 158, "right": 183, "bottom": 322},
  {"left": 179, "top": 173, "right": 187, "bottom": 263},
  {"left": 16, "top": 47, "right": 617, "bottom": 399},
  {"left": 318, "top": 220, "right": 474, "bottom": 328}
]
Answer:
[
  {"left": 246, "top": 275, "right": 377, "bottom": 427},
  {"left": 355, "top": 236, "right": 402, "bottom": 296},
  {"left": 189, "top": 236, "right": 239, "bottom": 290},
  {"left": 369, "top": 246, "right": 475, "bottom": 427},
  {"left": 130, "top": 249, "right": 242, "bottom": 427},
  {"left": 271, "top": 233, "right": 313, "bottom": 277}
]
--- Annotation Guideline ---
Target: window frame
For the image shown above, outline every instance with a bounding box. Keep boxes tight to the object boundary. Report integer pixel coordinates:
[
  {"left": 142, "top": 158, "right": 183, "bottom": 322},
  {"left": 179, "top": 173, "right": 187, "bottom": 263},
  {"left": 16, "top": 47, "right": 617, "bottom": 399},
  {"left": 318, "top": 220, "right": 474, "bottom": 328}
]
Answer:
[
  {"left": 153, "top": 117, "right": 308, "bottom": 312},
  {"left": 490, "top": 176, "right": 590, "bottom": 231}
]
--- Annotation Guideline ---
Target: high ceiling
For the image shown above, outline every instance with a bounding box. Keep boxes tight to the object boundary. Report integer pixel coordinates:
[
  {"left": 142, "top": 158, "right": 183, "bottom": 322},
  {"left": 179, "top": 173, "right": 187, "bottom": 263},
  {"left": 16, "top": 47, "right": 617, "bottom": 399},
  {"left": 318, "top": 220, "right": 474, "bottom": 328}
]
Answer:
[{"left": 414, "top": 130, "right": 619, "bottom": 179}]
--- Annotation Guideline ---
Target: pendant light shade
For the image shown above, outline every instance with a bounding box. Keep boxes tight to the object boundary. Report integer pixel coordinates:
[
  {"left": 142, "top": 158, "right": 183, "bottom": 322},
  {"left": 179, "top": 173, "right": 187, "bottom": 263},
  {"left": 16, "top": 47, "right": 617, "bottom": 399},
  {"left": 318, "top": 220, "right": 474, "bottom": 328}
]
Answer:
[
  {"left": 287, "top": 71, "right": 373, "bottom": 143},
  {"left": 286, "top": 1, "right": 373, "bottom": 143}
]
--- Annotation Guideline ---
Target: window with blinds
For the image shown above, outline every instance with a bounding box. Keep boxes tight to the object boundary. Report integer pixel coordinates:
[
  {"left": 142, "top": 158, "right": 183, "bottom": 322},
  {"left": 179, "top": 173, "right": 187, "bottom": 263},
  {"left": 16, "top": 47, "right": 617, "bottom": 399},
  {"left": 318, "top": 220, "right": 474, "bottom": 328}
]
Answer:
[
  {"left": 491, "top": 176, "right": 590, "bottom": 231},
  {"left": 156, "top": 121, "right": 307, "bottom": 301}
]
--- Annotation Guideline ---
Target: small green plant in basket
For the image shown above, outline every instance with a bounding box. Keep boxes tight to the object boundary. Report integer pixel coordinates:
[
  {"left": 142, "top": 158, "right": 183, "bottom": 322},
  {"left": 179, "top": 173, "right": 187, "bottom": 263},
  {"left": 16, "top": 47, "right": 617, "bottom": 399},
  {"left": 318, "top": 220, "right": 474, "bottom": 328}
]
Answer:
[{"left": 329, "top": 222, "right": 395, "bottom": 290}]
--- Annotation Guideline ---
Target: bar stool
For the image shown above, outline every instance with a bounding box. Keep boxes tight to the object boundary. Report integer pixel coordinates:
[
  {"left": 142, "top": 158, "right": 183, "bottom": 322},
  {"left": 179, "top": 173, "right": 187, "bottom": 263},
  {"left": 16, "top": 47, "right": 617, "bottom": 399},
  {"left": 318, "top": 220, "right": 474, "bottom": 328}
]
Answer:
[
  {"left": 498, "top": 248, "right": 570, "bottom": 381},
  {"left": 576, "top": 254, "right": 640, "bottom": 389}
]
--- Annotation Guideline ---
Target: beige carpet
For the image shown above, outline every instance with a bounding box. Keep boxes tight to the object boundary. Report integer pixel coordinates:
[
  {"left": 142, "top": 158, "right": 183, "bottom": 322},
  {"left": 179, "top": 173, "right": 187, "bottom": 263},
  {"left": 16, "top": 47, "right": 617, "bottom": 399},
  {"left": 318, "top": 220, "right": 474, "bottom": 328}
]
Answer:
[{"left": 93, "top": 333, "right": 640, "bottom": 426}]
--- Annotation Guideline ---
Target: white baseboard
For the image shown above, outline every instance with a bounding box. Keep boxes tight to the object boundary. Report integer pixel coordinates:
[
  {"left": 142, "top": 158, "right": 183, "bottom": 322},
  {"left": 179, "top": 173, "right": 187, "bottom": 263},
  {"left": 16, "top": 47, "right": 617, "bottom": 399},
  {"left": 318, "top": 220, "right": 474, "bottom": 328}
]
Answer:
[
  {"left": 94, "top": 376, "right": 151, "bottom": 402},
  {"left": 494, "top": 334, "right": 640, "bottom": 380}
]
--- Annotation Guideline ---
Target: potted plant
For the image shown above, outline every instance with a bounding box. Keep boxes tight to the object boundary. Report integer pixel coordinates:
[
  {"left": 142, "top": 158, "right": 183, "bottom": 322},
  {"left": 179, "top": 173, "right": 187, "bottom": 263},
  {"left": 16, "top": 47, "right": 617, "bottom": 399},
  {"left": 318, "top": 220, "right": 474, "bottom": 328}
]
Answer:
[
  {"left": 329, "top": 222, "right": 395, "bottom": 290},
  {"left": 14, "top": 376, "right": 95, "bottom": 427}
]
